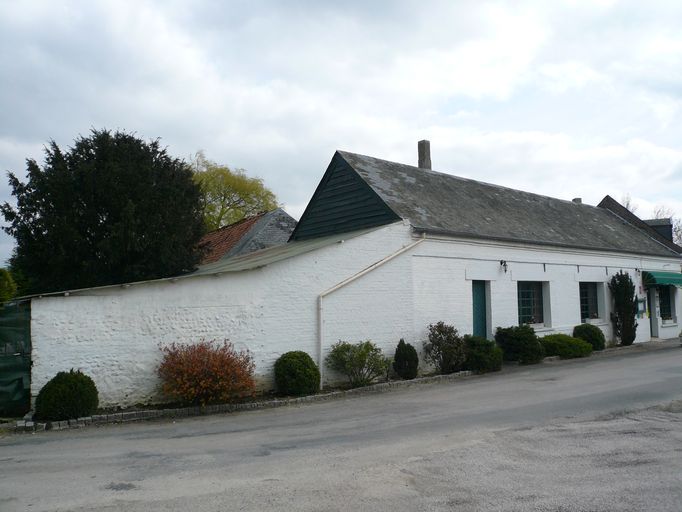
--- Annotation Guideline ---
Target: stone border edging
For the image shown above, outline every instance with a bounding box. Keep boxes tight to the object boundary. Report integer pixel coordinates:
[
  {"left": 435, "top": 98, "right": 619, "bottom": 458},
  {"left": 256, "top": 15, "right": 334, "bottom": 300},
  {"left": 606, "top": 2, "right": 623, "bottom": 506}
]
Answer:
[{"left": 9, "top": 370, "right": 475, "bottom": 433}]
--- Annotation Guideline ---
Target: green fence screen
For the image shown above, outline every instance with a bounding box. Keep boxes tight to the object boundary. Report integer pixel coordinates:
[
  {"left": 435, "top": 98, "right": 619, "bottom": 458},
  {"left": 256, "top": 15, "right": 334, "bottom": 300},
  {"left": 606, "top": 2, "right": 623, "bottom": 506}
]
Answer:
[{"left": 0, "top": 301, "right": 31, "bottom": 416}]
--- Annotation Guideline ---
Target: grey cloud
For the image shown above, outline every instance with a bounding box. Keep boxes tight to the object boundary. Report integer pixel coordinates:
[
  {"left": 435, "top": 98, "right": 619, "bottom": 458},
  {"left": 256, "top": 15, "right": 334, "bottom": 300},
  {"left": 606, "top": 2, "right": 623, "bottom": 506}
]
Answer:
[{"left": 0, "top": 0, "right": 681, "bottom": 264}]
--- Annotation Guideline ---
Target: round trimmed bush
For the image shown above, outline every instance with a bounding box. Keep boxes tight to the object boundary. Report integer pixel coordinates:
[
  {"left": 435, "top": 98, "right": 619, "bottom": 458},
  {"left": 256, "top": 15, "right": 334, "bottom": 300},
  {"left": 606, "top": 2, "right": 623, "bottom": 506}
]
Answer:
[
  {"left": 393, "top": 339, "right": 419, "bottom": 380},
  {"left": 463, "top": 335, "right": 503, "bottom": 374},
  {"left": 572, "top": 323, "right": 606, "bottom": 351},
  {"left": 494, "top": 325, "right": 544, "bottom": 365},
  {"left": 274, "top": 351, "right": 320, "bottom": 396},
  {"left": 517, "top": 337, "right": 545, "bottom": 364},
  {"left": 34, "top": 369, "right": 99, "bottom": 421},
  {"left": 540, "top": 334, "right": 593, "bottom": 359}
]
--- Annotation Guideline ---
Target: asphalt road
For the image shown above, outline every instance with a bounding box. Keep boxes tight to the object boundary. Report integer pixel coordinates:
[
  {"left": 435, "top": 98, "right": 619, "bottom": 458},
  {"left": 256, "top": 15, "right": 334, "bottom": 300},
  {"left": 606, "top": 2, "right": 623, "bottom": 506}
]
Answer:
[{"left": 1, "top": 342, "right": 682, "bottom": 511}]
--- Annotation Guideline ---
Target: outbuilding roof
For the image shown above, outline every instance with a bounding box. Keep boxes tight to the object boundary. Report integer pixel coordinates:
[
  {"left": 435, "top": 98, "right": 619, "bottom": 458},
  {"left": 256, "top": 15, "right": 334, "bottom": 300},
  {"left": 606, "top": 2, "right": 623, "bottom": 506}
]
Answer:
[
  {"left": 292, "top": 150, "right": 681, "bottom": 258},
  {"left": 200, "top": 213, "right": 267, "bottom": 264},
  {"left": 199, "top": 208, "right": 296, "bottom": 265},
  {"left": 193, "top": 226, "right": 377, "bottom": 276}
]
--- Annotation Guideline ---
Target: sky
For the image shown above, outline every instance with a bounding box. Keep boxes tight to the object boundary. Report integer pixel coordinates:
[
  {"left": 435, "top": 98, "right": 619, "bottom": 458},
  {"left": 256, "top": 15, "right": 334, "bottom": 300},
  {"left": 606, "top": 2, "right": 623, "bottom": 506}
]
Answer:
[{"left": 1, "top": 0, "right": 682, "bottom": 264}]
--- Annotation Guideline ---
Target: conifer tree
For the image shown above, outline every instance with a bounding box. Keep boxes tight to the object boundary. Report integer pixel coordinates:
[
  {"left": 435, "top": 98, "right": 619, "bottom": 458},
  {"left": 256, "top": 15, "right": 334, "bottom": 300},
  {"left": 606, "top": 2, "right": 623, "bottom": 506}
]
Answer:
[{"left": 1, "top": 129, "right": 205, "bottom": 294}]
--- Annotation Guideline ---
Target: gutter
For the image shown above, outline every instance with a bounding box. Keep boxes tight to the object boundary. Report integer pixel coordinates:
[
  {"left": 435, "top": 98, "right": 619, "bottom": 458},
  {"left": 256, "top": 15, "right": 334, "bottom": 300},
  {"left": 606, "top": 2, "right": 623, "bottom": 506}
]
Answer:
[
  {"left": 316, "top": 234, "right": 425, "bottom": 381},
  {"left": 412, "top": 226, "right": 682, "bottom": 260}
]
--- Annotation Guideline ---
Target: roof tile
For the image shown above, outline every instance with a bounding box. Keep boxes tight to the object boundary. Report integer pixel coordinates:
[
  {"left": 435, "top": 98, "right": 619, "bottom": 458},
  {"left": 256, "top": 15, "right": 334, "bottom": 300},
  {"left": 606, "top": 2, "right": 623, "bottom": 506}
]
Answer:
[{"left": 199, "top": 213, "right": 266, "bottom": 264}]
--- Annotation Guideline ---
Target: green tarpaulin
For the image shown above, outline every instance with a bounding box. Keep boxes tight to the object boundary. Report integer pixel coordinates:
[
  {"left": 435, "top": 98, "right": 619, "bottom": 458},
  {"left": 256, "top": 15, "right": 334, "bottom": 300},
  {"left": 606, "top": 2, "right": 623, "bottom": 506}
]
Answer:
[{"left": 0, "top": 301, "right": 31, "bottom": 416}]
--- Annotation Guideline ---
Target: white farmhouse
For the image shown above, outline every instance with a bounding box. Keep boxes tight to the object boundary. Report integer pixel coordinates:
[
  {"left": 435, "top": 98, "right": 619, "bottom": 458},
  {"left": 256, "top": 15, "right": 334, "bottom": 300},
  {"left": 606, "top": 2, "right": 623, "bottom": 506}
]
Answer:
[{"left": 28, "top": 143, "right": 682, "bottom": 407}]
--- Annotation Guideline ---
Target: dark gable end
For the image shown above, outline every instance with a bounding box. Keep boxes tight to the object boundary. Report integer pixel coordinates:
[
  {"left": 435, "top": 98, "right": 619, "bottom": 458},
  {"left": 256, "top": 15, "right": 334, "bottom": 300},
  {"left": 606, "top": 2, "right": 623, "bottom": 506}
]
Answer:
[
  {"left": 289, "top": 152, "right": 401, "bottom": 241},
  {"left": 644, "top": 219, "right": 674, "bottom": 243}
]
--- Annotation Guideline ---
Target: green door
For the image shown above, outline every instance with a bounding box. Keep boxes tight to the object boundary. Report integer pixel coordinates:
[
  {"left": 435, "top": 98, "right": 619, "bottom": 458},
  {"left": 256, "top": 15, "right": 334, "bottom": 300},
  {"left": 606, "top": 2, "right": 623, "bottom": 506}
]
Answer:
[{"left": 472, "top": 280, "right": 487, "bottom": 338}]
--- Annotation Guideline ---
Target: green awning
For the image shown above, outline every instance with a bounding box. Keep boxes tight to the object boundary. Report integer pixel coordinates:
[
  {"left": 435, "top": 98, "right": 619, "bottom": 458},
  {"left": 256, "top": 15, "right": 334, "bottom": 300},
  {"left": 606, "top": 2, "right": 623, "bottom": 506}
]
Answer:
[{"left": 642, "top": 271, "right": 682, "bottom": 287}]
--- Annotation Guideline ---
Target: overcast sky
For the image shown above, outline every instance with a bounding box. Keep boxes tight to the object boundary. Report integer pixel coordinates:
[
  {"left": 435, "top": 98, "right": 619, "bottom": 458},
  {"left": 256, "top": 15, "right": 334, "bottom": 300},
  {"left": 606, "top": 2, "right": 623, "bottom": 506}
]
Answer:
[{"left": 2, "top": 0, "right": 682, "bottom": 264}]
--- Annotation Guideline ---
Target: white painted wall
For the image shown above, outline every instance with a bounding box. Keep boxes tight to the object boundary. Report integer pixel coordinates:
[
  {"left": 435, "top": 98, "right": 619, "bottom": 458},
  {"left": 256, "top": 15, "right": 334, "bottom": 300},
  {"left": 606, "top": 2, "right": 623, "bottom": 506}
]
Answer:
[
  {"left": 31, "top": 223, "right": 682, "bottom": 407},
  {"left": 410, "top": 235, "right": 682, "bottom": 345},
  {"left": 31, "top": 222, "right": 414, "bottom": 406}
]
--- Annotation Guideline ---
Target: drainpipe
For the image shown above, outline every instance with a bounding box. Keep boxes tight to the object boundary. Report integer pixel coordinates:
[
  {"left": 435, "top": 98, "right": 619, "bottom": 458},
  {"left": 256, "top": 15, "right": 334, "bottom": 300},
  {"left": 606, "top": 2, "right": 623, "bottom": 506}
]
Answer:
[{"left": 316, "top": 234, "right": 426, "bottom": 382}]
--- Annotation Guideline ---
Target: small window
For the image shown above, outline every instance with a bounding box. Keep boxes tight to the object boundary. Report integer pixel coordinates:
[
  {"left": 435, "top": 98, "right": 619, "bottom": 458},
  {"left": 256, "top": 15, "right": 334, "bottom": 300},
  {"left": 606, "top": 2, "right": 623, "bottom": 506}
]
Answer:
[
  {"left": 579, "top": 282, "right": 599, "bottom": 321},
  {"left": 518, "top": 281, "right": 544, "bottom": 325},
  {"left": 659, "top": 286, "right": 674, "bottom": 320}
]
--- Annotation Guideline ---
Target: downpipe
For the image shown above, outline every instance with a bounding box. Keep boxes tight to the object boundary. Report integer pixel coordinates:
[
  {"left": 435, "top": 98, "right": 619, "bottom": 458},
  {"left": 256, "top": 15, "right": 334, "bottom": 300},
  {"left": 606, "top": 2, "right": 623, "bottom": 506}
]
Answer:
[{"left": 316, "top": 234, "right": 426, "bottom": 382}]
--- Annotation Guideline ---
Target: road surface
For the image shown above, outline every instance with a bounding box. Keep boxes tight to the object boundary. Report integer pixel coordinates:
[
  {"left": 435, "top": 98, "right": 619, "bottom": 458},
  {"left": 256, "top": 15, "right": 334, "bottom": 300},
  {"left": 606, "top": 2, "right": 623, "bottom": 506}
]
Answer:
[{"left": 1, "top": 342, "right": 681, "bottom": 511}]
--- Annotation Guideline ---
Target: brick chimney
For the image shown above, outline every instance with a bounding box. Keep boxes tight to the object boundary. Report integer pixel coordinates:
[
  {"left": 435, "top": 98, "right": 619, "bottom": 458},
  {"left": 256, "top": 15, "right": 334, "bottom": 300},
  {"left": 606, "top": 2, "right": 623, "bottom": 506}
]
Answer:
[{"left": 418, "top": 140, "right": 431, "bottom": 169}]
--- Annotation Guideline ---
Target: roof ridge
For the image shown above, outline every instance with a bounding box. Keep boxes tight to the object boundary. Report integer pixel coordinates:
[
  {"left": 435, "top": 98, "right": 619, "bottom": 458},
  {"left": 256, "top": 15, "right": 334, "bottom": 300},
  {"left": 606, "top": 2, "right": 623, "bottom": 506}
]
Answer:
[
  {"left": 204, "top": 211, "right": 267, "bottom": 235},
  {"left": 336, "top": 150, "right": 599, "bottom": 210}
]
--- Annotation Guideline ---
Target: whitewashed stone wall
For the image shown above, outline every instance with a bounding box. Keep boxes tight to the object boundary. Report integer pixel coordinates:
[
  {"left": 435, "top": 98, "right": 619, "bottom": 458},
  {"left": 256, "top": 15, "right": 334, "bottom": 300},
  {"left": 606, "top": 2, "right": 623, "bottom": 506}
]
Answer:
[
  {"left": 30, "top": 222, "right": 415, "bottom": 406},
  {"left": 31, "top": 222, "right": 682, "bottom": 407}
]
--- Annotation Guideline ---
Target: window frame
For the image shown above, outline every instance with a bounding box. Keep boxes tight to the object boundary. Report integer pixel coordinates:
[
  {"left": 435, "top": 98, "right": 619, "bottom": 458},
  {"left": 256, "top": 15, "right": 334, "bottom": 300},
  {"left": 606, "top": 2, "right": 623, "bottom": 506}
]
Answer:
[
  {"left": 579, "top": 282, "right": 600, "bottom": 322},
  {"left": 517, "top": 281, "right": 545, "bottom": 326}
]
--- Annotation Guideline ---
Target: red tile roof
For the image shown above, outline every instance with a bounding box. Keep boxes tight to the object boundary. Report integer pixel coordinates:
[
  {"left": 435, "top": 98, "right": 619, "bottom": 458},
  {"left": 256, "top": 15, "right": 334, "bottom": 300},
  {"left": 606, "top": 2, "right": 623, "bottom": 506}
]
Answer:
[{"left": 199, "top": 213, "right": 266, "bottom": 265}]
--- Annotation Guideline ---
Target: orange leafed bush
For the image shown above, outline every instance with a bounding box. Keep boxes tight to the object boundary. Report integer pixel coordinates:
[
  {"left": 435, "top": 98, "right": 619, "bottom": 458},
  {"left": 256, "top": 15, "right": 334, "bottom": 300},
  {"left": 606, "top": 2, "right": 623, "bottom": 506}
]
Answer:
[{"left": 158, "top": 340, "right": 256, "bottom": 405}]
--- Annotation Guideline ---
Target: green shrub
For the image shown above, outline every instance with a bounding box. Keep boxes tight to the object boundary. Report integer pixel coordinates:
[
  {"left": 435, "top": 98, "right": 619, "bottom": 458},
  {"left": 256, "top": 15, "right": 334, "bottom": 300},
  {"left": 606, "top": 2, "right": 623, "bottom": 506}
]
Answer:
[
  {"left": 609, "top": 271, "right": 638, "bottom": 346},
  {"left": 393, "top": 339, "right": 419, "bottom": 380},
  {"left": 423, "top": 322, "right": 466, "bottom": 374},
  {"left": 325, "top": 340, "right": 389, "bottom": 388},
  {"left": 494, "top": 325, "right": 545, "bottom": 365},
  {"left": 274, "top": 351, "right": 320, "bottom": 396},
  {"left": 463, "top": 335, "right": 503, "bottom": 374},
  {"left": 538, "top": 334, "right": 564, "bottom": 357},
  {"left": 572, "top": 323, "right": 606, "bottom": 351},
  {"left": 540, "top": 334, "right": 593, "bottom": 359},
  {"left": 34, "top": 369, "right": 99, "bottom": 421}
]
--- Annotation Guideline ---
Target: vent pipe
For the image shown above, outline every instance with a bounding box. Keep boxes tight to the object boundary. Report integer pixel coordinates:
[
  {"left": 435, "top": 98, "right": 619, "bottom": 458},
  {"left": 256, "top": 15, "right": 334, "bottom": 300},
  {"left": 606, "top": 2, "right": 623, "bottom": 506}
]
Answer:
[
  {"left": 418, "top": 140, "right": 431, "bottom": 169},
  {"left": 572, "top": 198, "right": 582, "bottom": 204}
]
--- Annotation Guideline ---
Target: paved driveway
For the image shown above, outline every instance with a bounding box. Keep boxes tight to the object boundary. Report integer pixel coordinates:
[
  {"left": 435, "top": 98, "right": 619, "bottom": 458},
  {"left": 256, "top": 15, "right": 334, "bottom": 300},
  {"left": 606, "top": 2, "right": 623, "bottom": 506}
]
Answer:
[{"left": 1, "top": 343, "right": 682, "bottom": 511}]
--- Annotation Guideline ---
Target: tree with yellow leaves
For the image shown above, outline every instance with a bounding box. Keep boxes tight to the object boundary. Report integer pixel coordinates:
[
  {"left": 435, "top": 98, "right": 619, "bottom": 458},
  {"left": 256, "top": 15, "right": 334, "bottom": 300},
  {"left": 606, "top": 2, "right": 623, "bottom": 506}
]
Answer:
[{"left": 191, "top": 152, "right": 279, "bottom": 232}]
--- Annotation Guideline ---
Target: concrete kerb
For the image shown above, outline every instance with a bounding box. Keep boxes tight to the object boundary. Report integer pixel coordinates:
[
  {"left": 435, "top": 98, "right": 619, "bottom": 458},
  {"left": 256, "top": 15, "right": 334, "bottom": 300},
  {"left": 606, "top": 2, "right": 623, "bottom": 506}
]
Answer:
[
  {"left": 537, "top": 338, "right": 679, "bottom": 367},
  {"left": 10, "top": 338, "right": 681, "bottom": 434}
]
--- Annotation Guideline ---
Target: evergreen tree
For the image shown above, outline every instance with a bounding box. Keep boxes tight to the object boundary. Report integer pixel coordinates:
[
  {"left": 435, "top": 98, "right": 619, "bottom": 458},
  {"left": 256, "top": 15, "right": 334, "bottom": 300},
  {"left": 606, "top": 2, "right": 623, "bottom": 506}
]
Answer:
[
  {"left": 1, "top": 129, "right": 205, "bottom": 294},
  {"left": 393, "top": 339, "right": 419, "bottom": 379},
  {"left": 609, "top": 271, "right": 638, "bottom": 346}
]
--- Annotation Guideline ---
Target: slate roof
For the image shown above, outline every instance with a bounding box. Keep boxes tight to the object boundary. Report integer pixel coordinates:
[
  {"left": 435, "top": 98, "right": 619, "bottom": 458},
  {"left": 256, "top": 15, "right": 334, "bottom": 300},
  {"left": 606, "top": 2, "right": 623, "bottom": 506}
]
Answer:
[
  {"left": 644, "top": 218, "right": 673, "bottom": 227},
  {"left": 199, "top": 208, "right": 296, "bottom": 265},
  {"left": 335, "top": 151, "right": 681, "bottom": 258}
]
